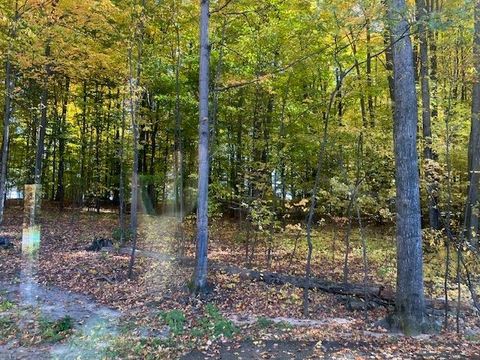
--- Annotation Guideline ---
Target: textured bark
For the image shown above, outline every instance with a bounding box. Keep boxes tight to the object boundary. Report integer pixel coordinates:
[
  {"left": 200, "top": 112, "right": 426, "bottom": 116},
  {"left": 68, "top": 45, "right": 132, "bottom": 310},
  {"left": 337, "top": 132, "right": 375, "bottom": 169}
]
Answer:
[
  {"left": 416, "top": 0, "right": 440, "bottom": 229},
  {"left": 0, "top": 49, "right": 14, "bottom": 224},
  {"left": 466, "top": 0, "right": 480, "bottom": 247},
  {"left": 194, "top": 0, "right": 211, "bottom": 292},
  {"left": 119, "top": 96, "right": 126, "bottom": 246},
  {"left": 127, "top": 0, "right": 146, "bottom": 279},
  {"left": 173, "top": 20, "right": 184, "bottom": 220},
  {"left": 34, "top": 42, "right": 51, "bottom": 186},
  {"left": 55, "top": 78, "right": 69, "bottom": 208},
  {"left": 389, "top": 0, "right": 426, "bottom": 334},
  {"left": 79, "top": 82, "right": 88, "bottom": 205},
  {"left": 366, "top": 20, "right": 375, "bottom": 127},
  {"left": 0, "top": 0, "right": 19, "bottom": 225}
]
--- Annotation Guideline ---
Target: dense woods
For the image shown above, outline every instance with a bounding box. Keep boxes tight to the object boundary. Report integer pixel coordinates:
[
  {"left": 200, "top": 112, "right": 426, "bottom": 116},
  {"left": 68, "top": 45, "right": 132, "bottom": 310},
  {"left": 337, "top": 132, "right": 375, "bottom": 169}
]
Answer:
[{"left": 1, "top": 0, "right": 480, "bottom": 358}]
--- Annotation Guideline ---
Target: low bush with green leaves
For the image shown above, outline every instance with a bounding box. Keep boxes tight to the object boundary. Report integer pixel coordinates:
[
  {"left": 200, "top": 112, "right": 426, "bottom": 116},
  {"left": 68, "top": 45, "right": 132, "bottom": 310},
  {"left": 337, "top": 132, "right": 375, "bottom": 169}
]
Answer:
[
  {"left": 159, "top": 309, "right": 186, "bottom": 336},
  {"left": 39, "top": 315, "right": 74, "bottom": 342},
  {"left": 0, "top": 316, "right": 17, "bottom": 340},
  {"left": 0, "top": 299, "right": 14, "bottom": 312},
  {"left": 192, "top": 304, "right": 237, "bottom": 339}
]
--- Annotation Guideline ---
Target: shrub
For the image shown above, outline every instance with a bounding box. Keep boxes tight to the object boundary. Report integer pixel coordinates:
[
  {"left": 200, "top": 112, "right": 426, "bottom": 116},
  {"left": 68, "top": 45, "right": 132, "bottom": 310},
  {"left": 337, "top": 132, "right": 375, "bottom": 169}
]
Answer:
[
  {"left": 39, "top": 315, "right": 74, "bottom": 342},
  {"left": 159, "top": 309, "right": 186, "bottom": 336}
]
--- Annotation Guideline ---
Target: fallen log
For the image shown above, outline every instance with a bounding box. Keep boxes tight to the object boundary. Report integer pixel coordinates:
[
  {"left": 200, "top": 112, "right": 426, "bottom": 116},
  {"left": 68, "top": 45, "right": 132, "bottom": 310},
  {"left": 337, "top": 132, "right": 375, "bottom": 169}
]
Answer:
[
  {"left": 119, "top": 247, "right": 472, "bottom": 312},
  {"left": 216, "top": 264, "right": 393, "bottom": 307}
]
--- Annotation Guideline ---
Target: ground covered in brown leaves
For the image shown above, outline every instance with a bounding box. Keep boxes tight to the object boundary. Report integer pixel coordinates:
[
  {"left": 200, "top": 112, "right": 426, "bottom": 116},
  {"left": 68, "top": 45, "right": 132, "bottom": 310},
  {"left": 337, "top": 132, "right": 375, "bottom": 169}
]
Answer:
[{"left": 0, "top": 204, "right": 479, "bottom": 359}]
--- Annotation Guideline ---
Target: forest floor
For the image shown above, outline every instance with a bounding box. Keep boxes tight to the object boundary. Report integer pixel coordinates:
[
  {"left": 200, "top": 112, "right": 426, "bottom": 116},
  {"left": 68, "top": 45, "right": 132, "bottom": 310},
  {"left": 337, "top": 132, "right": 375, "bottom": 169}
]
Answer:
[{"left": 0, "top": 204, "right": 479, "bottom": 359}]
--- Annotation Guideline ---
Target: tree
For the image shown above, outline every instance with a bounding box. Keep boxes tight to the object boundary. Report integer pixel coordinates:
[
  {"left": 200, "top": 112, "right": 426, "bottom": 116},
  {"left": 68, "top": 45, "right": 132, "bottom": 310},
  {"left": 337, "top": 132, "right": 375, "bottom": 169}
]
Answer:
[
  {"left": 127, "top": 0, "right": 146, "bottom": 279},
  {"left": 388, "top": 0, "right": 426, "bottom": 334},
  {"left": 416, "top": 0, "right": 440, "bottom": 230},
  {"left": 0, "top": 0, "right": 19, "bottom": 224},
  {"left": 466, "top": 0, "right": 480, "bottom": 247},
  {"left": 194, "top": 0, "right": 210, "bottom": 292}
]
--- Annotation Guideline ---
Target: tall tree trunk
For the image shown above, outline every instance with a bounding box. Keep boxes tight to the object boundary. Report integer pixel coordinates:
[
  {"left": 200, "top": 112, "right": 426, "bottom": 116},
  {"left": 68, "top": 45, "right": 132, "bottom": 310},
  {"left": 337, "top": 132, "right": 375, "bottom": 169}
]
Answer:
[
  {"left": 173, "top": 20, "right": 184, "bottom": 221},
  {"left": 366, "top": 19, "right": 375, "bottom": 127},
  {"left": 348, "top": 29, "right": 368, "bottom": 128},
  {"left": 467, "top": 0, "right": 480, "bottom": 247},
  {"left": 34, "top": 42, "right": 52, "bottom": 188},
  {"left": 128, "top": 0, "right": 145, "bottom": 279},
  {"left": 127, "top": 50, "right": 140, "bottom": 279},
  {"left": 79, "top": 81, "right": 88, "bottom": 205},
  {"left": 303, "top": 80, "right": 340, "bottom": 316},
  {"left": 119, "top": 95, "right": 127, "bottom": 246},
  {"left": 417, "top": 0, "right": 440, "bottom": 229},
  {"left": 56, "top": 77, "right": 69, "bottom": 208},
  {"left": 0, "top": 7, "right": 16, "bottom": 224},
  {"left": 194, "top": 0, "right": 211, "bottom": 292},
  {"left": 388, "top": 0, "right": 426, "bottom": 334}
]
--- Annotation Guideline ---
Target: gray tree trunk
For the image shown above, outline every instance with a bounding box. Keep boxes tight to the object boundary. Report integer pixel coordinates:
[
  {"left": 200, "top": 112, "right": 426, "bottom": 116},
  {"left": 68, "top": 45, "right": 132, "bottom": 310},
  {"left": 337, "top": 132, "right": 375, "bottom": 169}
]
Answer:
[
  {"left": 34, "top": 42, "right": 51, "bottom": 186},
  {"left": 127, "top": 0, "right": 146, "bottom": 279},
  {"left": 55, "top": 77, "right": 69, "bottom": 209},
  {"left": 416, "top": 0, "right": 440, "bottom": 229},
  {"left": 466, "top": 0, "right": 480, "bottom": 247},
  {"left": 0, "top": 49, "right": 13, "bottom": 224},
  {"left": 0, "top": 0, "right": 19, "bottom": 226},
  {"left": 119, "top": 96, "right": 126, "bottom": 246},
  {"left": 194, "top": 0, "right": 211, "bottom": 292},
  {"left": 388, "top": 0, "right": 426, "bottom": 334},
  {"left": 174, "top": 20, "right": 184, "bottom": 221}
]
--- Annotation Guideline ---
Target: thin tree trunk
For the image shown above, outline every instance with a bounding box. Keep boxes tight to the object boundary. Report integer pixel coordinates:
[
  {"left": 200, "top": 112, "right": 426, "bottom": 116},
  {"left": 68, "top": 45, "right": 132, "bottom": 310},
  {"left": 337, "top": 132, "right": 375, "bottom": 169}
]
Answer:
[
  {"left": 79, "top": 81, "right": 88, "bottom": 205},
  {"left": 128, "top": 0, "right": 146, "bottom": 279},
  {"left": 34, "top": 42, "right": 51, "bottom": 188},
  {"left": 0, "top": 9, "right": 16, "bottom": 223},
  {"left": 194, "top": 0, "right": 211, "bottom": 292},
  {"left": 348, "top": 29, "right": 368, "bottom": 128},
  {"left": 303, "top": 80, "right": 340, "bottom": 316},
  {"left": 466, "top": 0, "right": 480, "bottom": 247},
  {"left": 119, "top": 95, "right": 127, "bottom": 246},
  {"left": 56, "top": 77, "right": 69, "bottom": 208},
  {"left": 417, "top": 0, "right": 440, "bottom": 229},
  {"left": 173, "top": 19, "right": 184, "bottom": 221},
  {"left": 127, "top": 50, "right": 140, "bottom": 279},
  {"left": 366, "top": 19, "right": 375, "bottom": 127}
]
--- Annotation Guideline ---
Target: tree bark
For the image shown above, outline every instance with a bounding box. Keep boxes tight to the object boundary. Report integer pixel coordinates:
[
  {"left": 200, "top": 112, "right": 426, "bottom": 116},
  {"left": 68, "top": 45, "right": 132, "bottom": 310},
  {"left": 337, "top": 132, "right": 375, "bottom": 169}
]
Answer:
[
  {"left": 173, "top": 19, "right": 184, "bottom": 221},
  {"left": 0, "top": 22, "right": 15, "bottom": 223},
  {"left": 194, "top": 0, "right": 211, "bottom": 292},
  {"left": 34, "top": 42, "right": 51, "bottom": 187},
  {"left": 366, "top": 19, "right": 375, "bottom": 127},
  {"left": 56, "top": 77, "right": 69, "bottom": 208},
  {"left": 119, "top": 95, "right": 127, "bottom": 246},
  {"left": 417, "top": 0, "right": 440, "bottom": 229},
  {"left": 127, "top": 0, "right": 146, "bottom": 279},
  {"left": 466, "top": 0, "right": 480, "bottom": 247},
  {"left": 388, "top": 0, "right": 426, "bottom": 334}
]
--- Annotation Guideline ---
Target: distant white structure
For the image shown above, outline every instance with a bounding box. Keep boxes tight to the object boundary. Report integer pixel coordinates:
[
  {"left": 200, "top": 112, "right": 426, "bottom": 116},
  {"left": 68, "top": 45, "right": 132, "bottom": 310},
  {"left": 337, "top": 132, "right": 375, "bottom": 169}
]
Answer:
[{"left": 7, "top": 186, "right": 23, "bottom": 199}]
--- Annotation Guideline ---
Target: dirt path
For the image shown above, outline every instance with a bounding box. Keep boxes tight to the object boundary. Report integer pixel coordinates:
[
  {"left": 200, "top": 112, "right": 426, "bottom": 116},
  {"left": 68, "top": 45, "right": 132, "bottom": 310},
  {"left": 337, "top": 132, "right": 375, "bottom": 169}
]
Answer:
[{"left": 0, "top": 279, "right": 121, "bottom": 359}]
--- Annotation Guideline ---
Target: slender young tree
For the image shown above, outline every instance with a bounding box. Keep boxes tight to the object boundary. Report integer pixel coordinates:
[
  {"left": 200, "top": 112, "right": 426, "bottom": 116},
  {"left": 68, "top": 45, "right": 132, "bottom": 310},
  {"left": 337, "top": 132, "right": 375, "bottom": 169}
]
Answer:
[
  {"left": 194, "top": 0, "right": 211, "bottom": 292},
  {"left": 128, "top": 0, "right": 146, "bottom": 279},
  {"left": 0, "top": 0, "right": 19, "bottom": 224},
  {"left": 466, "top": 0, "right": 480, "bottom": 247},
  {"left": 417, "top": 0, "right": 440, "bottom": 229},
  {"left": 55, "top": 77, "right": 69, "bottom": 209},
  {"left": 388, "top": 0, "right": 426, "bottom": 334},
  {"left": 34, "top": 42, "right": 51, "bottom": 187}
]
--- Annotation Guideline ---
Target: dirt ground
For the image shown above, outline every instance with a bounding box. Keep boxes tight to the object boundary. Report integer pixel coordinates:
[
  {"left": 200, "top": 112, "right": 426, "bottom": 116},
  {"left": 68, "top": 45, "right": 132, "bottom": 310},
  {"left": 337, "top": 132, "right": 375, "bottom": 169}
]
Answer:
[{"left": 1, "top": 204, "right": 480, "bottom": 359}]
